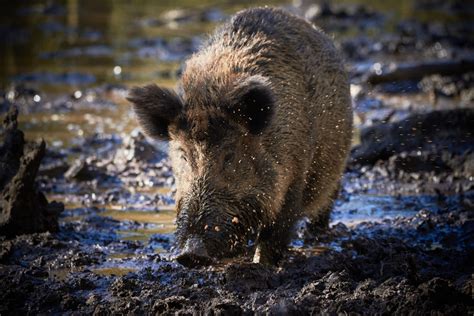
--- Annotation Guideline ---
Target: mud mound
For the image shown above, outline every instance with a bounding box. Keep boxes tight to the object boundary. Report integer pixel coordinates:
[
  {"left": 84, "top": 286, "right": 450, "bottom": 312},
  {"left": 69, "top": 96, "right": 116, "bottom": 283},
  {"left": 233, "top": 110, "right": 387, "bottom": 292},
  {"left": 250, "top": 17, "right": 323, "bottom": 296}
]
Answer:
[
  {"left": 351, "top": 108, "right": 474, "bottom": 166},
  {"left": 347, "top": 108, "right": 474, "bottom": 195},
  {"left": 0, "top": 106, "right": 63, "bottom": 237}
]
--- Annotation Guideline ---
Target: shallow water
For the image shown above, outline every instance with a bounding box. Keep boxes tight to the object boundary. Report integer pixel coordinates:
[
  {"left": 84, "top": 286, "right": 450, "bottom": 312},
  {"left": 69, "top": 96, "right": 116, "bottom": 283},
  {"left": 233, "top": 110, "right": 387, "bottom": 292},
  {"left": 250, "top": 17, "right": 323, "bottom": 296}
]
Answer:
[
  {"left": 0, "top": 0, "right": 287, "bottom": 91},
  {"left": 2, "top": 0, "right": 470, "bottom": 90},
  {"left": 3, "top": 0, "right": 466, "bottom": 137},
  {"left": 331, "top": 194, "right": 444, "bottom": 225},
  {"left": 3, "top": 0, "right": 470, "bottom": 145}
]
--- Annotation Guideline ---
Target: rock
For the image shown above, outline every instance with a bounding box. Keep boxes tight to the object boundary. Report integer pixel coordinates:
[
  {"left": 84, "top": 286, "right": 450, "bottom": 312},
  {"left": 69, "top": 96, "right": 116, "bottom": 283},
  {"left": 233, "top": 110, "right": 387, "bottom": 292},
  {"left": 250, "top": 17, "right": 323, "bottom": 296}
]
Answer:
[{"left": 0, "top": 106, "right": 63, "bottom": 237}]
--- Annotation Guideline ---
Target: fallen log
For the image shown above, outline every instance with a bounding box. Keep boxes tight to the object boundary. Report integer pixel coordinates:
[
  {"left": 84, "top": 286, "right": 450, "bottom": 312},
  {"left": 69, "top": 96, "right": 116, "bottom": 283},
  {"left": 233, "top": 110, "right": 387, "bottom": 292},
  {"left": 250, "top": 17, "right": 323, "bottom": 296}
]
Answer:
[{"left": 366, "top": 58, "right": 474, "bottom": 85}]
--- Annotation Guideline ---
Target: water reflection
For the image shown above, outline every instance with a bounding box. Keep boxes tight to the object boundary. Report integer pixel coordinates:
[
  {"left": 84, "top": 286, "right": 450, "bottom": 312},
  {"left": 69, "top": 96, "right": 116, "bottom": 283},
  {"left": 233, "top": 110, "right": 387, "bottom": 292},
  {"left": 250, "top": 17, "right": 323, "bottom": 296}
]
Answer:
[
  {"left": 0, "top": 0, "right": 287, "bottom": 91},
  {"left": 2, "top": 0, "right": 470, "bottom": 92}
]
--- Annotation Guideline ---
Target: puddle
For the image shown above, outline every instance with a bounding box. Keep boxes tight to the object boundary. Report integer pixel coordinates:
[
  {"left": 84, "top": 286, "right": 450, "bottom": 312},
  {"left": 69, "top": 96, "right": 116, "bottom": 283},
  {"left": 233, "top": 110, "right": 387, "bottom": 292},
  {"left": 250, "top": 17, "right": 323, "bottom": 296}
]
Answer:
[
  {"left": 59, "top": 205, "right": 175, "bottom": 247},
  {"left": 100, "top": 208, "right": 175, "bottom": 224},
  {"left": 49, "top": 268, "right": 74, "bottom": 281},
  {"left": 107, "top": 253, "right": 138, "bottom": 260},
  {"left": 18, "top": 101, "right": 136, "bottom": 146},
  {"left": 332, "top": 195, "right": 410, "bottom": 225},
  {"left": 0, "top": 0, "right": 289, "bottom": 92},
  {"left": 92, "top": 267, "right": 137, "bottom": 277},
  {"left": 331, "top": 194, "right": 441, "bottom": 226},
  {"left": 117, "top": 227, "right": 176, "bottom": 241}
]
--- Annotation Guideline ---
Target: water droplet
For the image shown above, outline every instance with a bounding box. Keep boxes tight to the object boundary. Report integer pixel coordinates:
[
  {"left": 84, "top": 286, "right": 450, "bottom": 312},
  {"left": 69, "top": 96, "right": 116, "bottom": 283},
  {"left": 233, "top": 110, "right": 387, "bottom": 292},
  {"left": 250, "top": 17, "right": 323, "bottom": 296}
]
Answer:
[
  {"left": 113, "top": 66, "right": 122, "bottom": 75},
  {"left": 73, "top": 90, "right": 82, "bottom": 99},
  {"left": 6, "top": 91, "right": 15, "bottom": 101}
]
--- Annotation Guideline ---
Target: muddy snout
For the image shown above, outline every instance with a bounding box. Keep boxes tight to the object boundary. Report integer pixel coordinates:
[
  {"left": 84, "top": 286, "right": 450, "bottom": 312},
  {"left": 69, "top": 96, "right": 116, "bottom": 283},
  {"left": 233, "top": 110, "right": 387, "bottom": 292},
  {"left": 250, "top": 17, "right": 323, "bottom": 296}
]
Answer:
[{"left": 176, "top": 236, "right": 214, "bottom": 267}]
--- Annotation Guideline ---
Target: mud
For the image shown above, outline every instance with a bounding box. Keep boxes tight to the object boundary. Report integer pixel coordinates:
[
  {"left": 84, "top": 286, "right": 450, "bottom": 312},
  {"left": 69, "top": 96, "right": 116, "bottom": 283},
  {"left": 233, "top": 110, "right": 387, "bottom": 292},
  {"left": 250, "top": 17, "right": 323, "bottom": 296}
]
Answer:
[
  {"left": 0, "top": 0, "right": 473, "bottom": 314},
  {"left": 0, "top": 191, "right": 472, "bottom": 314}
]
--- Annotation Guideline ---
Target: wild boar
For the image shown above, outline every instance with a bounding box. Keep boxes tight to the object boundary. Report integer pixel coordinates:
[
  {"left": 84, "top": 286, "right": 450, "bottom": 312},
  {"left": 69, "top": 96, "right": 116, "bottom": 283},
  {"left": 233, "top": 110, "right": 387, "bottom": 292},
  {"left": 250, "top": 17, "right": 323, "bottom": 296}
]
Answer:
[{"left": 127, "top": 7, "right": 352, "bottom": 265}]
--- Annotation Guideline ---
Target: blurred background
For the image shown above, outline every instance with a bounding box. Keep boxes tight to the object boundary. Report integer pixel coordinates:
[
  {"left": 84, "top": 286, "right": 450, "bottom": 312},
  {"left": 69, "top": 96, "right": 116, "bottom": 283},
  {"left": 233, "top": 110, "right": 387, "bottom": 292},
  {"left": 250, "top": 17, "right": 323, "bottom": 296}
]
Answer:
[
  {"left": 0, "top": 1, "right": 473, "bottom": 313},
  {"left": 4, "top": 0, "right": 469, "bottom": 89},
  {"left": 1, "top": 0, "right": 472, "bottom": 143}
]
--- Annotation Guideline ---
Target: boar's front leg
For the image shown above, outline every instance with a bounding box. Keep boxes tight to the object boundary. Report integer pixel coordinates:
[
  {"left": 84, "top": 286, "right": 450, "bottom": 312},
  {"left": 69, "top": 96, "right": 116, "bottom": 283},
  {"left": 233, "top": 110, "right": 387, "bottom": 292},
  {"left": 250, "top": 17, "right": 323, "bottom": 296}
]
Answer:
[
  {"left": 306, "top": 183, "right": 341, "bottom": 238},
  {"left": 253, "top": 183, "right": 303, "bottom": 265}
]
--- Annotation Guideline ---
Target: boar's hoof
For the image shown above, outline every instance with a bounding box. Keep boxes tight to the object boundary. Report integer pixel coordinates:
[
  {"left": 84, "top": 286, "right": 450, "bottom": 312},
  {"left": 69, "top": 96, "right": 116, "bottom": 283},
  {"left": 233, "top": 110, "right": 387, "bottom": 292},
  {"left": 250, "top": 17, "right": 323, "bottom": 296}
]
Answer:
[
  {"left": 252, "top": 244, "right": 281, "bottom": 265},
  {"left": 177, "top": 252, "right": 213, "bottom": 267},
  {"left": 176, "top": 237, "right": 213, "bottom": 267}
]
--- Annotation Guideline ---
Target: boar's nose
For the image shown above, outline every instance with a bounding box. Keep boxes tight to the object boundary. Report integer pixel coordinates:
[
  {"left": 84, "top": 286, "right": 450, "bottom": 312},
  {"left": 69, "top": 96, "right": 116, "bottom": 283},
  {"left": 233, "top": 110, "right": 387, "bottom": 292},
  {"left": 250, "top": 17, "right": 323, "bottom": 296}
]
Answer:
[{"left": 176, "top": 236, "right": 213, "bottom": 267}]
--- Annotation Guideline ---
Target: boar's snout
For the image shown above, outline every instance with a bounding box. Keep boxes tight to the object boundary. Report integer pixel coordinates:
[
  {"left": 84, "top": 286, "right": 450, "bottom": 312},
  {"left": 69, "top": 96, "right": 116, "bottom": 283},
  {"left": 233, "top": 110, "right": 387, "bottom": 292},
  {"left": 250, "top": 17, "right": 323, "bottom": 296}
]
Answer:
[{"left": 176, "top": 236, "right": 214, "bottom": 267}]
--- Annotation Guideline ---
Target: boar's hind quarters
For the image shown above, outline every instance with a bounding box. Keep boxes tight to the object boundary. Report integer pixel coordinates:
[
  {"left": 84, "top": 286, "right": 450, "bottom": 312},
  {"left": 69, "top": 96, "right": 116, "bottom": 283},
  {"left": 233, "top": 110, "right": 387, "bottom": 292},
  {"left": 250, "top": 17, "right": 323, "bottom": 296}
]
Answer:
[
  {"left": 127, "top": 84, "right": 183, "bottom": 140},
  {"left": 225, "top": 75, "right": 275, "bottom": 135}
]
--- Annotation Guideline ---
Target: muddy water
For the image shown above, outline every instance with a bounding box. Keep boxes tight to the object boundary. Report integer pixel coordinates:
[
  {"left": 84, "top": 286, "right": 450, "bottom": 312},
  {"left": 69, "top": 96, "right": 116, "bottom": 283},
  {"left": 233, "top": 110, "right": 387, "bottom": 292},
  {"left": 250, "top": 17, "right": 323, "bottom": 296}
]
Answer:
[
  {"left": 3, "top": 0, "right": 471, "bottom": 144},
  {"left": 2, "top": 0, "right": 287, "bottom": 146}
]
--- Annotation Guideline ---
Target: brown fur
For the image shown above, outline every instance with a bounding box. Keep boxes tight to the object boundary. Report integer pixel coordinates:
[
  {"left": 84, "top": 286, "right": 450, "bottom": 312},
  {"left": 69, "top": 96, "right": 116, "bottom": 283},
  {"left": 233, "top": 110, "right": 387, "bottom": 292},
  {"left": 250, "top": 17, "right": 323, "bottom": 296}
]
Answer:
[{"left": 128, "top": 7, "right": 353, "bottom": 263}]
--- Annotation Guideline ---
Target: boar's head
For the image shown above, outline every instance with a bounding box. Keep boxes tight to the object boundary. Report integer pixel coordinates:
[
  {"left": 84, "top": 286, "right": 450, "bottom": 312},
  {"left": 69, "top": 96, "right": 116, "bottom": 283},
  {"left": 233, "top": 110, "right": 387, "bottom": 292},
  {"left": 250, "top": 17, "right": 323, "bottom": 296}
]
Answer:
[{"left": 128, "top": 75, "right": 277, "bottom": 266}]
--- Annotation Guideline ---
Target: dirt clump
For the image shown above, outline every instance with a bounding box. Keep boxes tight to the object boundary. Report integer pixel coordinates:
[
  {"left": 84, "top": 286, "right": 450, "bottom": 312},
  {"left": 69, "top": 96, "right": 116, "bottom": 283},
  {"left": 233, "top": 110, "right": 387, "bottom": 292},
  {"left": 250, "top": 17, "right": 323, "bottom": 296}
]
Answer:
[{"left": 0, "top": 106, "right": 63, "bottom": 238}]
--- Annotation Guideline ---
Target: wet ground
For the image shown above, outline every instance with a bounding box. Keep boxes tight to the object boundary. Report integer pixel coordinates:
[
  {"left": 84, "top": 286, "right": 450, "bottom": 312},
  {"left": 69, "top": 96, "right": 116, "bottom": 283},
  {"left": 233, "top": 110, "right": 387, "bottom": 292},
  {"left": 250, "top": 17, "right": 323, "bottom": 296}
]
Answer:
[{"left": 1, "top": 0, "right": 473, "bottom": 314}]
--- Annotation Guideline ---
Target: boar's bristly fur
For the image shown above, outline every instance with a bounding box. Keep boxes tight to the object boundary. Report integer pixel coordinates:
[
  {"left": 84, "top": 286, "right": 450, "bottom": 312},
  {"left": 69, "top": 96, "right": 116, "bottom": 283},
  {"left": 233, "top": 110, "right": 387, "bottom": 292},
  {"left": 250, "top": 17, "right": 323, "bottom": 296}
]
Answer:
[
  {"left": 224, "top": 75, "right": 275, "bottom": 135},
  {"left": 128, "top": 7, "right": 353, "bottom": 265}
]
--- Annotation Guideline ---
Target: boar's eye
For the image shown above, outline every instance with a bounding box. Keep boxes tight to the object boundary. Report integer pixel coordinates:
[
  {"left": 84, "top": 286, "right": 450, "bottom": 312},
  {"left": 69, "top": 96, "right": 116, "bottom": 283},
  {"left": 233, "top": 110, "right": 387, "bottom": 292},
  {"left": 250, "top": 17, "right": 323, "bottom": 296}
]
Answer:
[{"left": 224, "top": 152, "right": 235, "bottom": 165}]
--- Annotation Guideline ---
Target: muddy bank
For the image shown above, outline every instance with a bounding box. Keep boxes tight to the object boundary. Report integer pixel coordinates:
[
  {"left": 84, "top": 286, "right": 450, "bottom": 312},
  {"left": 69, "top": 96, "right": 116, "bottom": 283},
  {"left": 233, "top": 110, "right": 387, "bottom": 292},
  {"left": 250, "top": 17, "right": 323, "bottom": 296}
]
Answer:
[{"left": 346, "top": 108, "right": 474, "bottom": 195}]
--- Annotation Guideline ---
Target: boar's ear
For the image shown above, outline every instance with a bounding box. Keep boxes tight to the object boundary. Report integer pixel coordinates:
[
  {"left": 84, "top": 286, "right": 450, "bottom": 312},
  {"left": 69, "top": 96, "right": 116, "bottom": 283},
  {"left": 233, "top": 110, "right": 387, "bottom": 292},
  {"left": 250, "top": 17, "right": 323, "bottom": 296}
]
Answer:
[
  {"left": 127, "top": 84, "right": 183, "bottom": 140},
  {"left": 226, "top": 75, "right": 274, "bottom": 135}
]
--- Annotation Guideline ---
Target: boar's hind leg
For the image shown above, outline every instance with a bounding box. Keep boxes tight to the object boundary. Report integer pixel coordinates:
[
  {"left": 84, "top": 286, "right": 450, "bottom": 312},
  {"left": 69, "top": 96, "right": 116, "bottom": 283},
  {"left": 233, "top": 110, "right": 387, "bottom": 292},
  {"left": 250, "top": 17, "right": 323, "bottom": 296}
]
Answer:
[{"left": 253, "top": 183, "right": 303, "bottom": 265}]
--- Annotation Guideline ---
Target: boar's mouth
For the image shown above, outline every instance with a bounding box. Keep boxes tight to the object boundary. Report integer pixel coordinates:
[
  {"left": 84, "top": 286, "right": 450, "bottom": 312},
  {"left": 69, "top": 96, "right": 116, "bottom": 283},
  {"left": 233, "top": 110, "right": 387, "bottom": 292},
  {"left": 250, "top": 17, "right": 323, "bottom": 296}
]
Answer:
[{"left": 175, "top": 192, "right": 266, "bottom": 262}]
